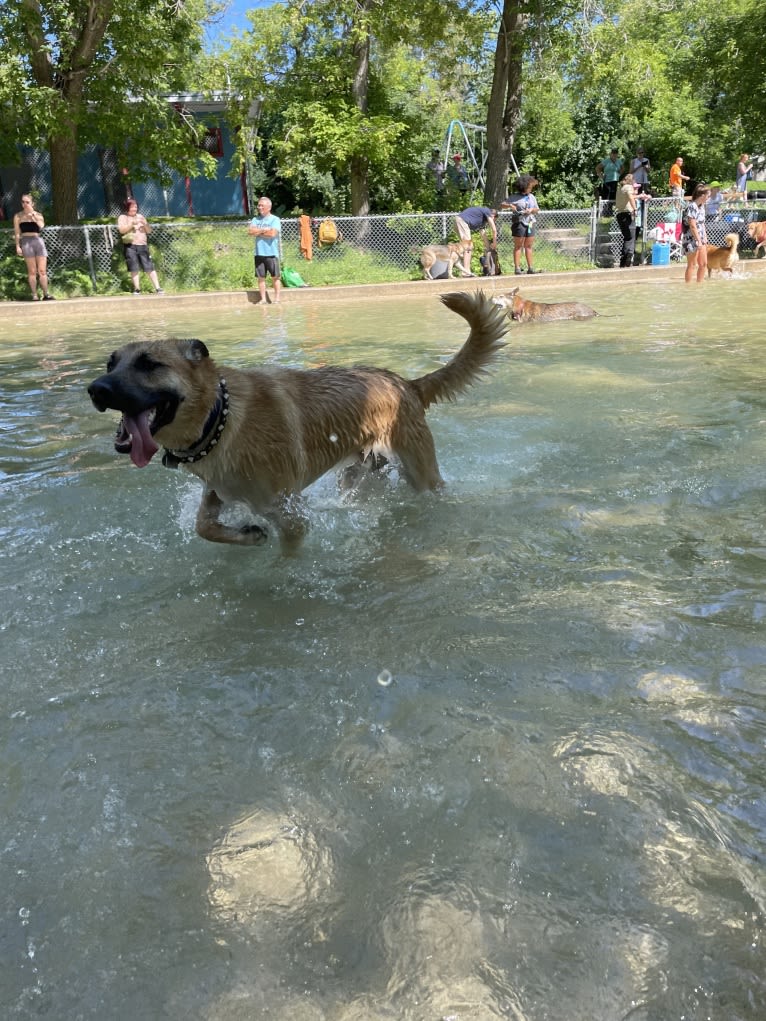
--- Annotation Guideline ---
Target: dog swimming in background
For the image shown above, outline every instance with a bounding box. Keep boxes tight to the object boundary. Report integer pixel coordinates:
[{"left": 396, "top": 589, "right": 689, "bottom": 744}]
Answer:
[
  {"left": 705, "top": 232, "right": 740, "bottom": 277},
  {"left": 493, "top": 287, "right": 599, "bottom": 323},
  {"left": 419, "top": 243, "right": 475, "bottom": 280},
  {"left": 88, "top": 291, "right": 506, "bottom": 551}
]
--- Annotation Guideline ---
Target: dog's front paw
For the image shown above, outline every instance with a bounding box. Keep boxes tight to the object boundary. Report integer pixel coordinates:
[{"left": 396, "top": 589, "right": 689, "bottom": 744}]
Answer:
[{"left": 239, "top": 523, "right": 269, "bottom": 545}]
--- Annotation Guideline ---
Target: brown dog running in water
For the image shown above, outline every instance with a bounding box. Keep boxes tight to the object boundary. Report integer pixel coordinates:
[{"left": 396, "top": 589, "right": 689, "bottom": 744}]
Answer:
[
  {"left": 420, "top": 243, "right": 475, "bottom": 280},
  {"left": 705, "top": 232, "right": 740, "bottom": 277},
  {"left": 746, "top": 221, "right": 766, "bottom": 258},
  {"left": 88, "top": 291, "right": 506, "bottom": 550},
  {"left": 493, "top": 287, "right": 598, "bottom": 323}
]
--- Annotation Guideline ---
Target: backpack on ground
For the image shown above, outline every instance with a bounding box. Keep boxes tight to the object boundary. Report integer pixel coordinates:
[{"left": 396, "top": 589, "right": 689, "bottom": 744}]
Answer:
[{"left": 318, "top": 218, "right": 338, "bottom": 246}]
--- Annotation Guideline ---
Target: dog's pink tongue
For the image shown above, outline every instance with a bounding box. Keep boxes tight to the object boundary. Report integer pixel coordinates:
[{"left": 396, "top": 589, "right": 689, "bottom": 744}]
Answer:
[{"left": 124, "top": 412, "right": 159, "bottom": 467}]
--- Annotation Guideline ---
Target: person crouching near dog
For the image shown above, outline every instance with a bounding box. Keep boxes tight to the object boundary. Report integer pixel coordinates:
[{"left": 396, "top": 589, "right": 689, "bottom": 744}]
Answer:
[
  {"left": 681, "top": 184, "right": 710, "bottom": 283},
  {"left": 454, "top": 205, "right": 498, "bottom": 275},
  {"left": 13, "top": 194, "right": 54, "bottom": 300},
  {"left": 503, "top": 174, "right": 541, "bottom": 275},
  {"left": 248, "top": 196, "right": 282, "bottom": 304},
  {"left": 117, "top": 199, "right": 164, "bottom": 294}
]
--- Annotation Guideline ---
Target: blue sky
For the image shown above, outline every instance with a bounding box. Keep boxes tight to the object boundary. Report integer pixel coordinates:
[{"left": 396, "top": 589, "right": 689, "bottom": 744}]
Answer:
[{"left": 206, "top": 0, "right": 272, "bottom": 44}]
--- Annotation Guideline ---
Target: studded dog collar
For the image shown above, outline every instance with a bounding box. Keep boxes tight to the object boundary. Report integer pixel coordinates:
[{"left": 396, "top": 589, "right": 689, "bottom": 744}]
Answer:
[{"left": 162, "top": 378, "right": 230, "bottom": 469}]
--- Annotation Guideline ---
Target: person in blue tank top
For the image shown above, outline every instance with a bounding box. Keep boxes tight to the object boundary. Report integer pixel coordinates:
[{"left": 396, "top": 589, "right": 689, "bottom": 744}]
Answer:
[{"left": 248, "top": 196, "right": 282, "bottom": 304}]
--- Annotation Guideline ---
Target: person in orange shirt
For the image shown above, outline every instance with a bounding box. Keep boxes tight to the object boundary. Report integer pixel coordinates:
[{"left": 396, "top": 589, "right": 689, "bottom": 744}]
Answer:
[{"left": 669, "top": 157, "right": 689, "bottom": 199}]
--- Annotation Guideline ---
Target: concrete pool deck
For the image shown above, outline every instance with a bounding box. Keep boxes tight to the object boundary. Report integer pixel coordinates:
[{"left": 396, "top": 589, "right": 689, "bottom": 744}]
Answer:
[{"left": 2, "top": 260, "right": 765, "bottom": 319}]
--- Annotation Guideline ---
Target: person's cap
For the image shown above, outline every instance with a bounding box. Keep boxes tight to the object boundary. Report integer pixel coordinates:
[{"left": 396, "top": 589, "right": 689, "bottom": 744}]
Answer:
[
  {"left": 709, "top": 180, "right": 721, "bottom": 188},
  {"left": 452, "top": 153, "right": 462, "bottom": 160}
]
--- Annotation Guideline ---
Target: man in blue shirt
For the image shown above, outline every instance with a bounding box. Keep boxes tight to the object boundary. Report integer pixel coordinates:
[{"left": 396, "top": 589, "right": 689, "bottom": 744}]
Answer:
[
  {"left": 248, "top": 196, "right": 282, "bottom": 303},
  {"left": 454, "top": 205, "right": 497, "bottom": 274},
  {"left": 595, "top": 148, "right": 623, "bottom": 203}
]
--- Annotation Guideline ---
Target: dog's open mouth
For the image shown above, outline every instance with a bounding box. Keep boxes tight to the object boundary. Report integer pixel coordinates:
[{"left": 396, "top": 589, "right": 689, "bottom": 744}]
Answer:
[{"left": 114, "top": 401, "right": 175, "bottom": 468}]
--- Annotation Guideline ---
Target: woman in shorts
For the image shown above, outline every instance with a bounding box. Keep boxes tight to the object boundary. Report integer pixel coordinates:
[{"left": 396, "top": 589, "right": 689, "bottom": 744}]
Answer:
[
  {"left": 504, "top": 175, "right": 541, "bottom": 275},
  {"left": 681, "top": 184, "right": 710, "bottom": 283},
  {"left": 117, "top": 198, "right": 164, "bottom": 294},
  {"left": 13, "top": 194, "right": 54, "bottom": 300}
]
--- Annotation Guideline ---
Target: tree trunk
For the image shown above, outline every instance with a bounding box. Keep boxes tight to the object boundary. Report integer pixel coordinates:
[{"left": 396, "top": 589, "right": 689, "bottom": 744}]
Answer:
[
  {"left": 349, "top": 17, "right": 370, "bottom": 218},
  {"left": 484, "top": 0, "right": 527, "bottom": 208},
  {"left": 49, "top": 130, "right": 81, "bottom": 224},
  {"left": 21, "top": 0, "right": 113, "bottom": 224}
]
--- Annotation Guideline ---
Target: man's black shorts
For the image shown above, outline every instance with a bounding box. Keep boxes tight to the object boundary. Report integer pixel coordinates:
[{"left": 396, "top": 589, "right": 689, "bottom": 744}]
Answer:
[
  {"left": 254, "top": 255, "right": 280, "bottom": 279},
  {"left": 123, "top": 244, "right": 155, "bottom": 273}
]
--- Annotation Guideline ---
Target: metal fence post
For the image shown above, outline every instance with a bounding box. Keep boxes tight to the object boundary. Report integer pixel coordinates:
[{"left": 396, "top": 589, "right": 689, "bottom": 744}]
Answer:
[
  {"left": 589, "top": 203, "right": 598, "bottom": 263},
  {"left": 83, "top": 225, "right": 96, "bottom": 285}
]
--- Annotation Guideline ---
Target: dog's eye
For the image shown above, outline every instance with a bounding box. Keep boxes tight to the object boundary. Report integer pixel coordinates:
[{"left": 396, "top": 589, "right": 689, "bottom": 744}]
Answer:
[
  {"left": 135, "top": 353, "right": 162, "bottom": 372},
  {"left": 106, "top": 352, "right": 118, "bottom": 372}
]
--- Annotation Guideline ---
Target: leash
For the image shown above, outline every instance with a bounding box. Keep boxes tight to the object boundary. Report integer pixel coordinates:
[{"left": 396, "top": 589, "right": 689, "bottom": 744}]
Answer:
[{"left": 162, "top": 378, "right": 230, "bottom": 468}]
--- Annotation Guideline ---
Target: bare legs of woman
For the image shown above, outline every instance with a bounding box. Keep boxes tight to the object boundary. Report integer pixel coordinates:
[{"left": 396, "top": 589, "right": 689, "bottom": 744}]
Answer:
[
  {"left": 513, "top": 237, "right": 537, "bottom": 274},
  {"left": 25, "top": 254, "right": 52, "bottom": 300}
]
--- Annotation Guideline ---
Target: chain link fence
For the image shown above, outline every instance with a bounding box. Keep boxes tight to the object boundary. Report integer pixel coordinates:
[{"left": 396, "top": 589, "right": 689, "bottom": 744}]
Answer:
[
  {"left": 595, "top": 197, "right": 766, "bottom": 266},
  {"left": 3, "top": 201, "right": 765, "bottom": 296}
]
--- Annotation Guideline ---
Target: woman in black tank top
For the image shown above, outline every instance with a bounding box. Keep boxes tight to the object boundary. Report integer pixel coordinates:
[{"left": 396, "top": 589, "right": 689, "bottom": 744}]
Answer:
[{"left": 13, "top": 194, "right": 54, "bottom": 301}]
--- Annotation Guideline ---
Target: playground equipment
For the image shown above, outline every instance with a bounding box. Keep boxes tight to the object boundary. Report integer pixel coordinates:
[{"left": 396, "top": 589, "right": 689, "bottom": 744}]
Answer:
[{"left": 442, "top": 119, "right": 520, "bottom": 194}]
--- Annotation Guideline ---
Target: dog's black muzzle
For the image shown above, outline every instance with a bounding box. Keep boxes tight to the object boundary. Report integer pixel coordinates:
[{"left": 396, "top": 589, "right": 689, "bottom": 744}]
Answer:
[{"left": 88, "top": 373, "right": 178, "bottom": 418}]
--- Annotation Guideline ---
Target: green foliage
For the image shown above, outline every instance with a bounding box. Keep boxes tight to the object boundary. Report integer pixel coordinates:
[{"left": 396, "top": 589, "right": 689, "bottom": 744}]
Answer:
[
  {"left": 211, "top": 0, "right": 488, "bottom": 215},
  {"left": 1, "top": 0, "right": 763, "bottom": 226},
  {"left": 0, "top": 0, "right": 220, "bottom": 220}
]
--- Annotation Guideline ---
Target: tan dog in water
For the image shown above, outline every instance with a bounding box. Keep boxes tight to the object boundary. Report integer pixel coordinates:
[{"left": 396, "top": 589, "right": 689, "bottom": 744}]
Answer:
[
  {"left": 88, "top": 291, "right": 506, "bottom": 550},
  {"left": 420, "top": 243, "right": 475, "bottom": 280},
  {"left": 493, "top": 287, "right": 599, "bottom": 322},
  {"left": 747, "top": 220, "right": 766, "bottom": 258},
  {"left": 705, "top": 232, "right": 740, "bottom": 276}
]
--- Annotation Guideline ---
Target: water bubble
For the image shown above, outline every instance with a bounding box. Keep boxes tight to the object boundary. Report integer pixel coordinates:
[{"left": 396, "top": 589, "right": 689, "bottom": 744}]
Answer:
[
  {"left": 377, "top": 669, "right": 393, "bottom": 687},
  {"left": 329, "top": 433, "right": 338, "bottom": 443}
]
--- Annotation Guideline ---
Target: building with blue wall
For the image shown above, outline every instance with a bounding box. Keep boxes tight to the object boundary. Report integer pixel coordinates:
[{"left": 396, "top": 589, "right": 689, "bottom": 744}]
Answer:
[{"left": 0, "top": 94, "right": 258, "bottom": 222}]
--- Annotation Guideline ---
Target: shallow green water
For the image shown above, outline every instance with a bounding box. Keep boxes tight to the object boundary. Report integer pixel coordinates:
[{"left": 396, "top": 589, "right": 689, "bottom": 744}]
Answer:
[{"left": 2, "top": 279, "right": 766, "bottom": 1019}]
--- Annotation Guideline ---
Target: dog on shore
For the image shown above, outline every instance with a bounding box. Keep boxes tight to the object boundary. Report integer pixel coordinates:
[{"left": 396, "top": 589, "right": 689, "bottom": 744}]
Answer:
[
  {"left": 419, "top": 243, "right": 474, "bottom": 280},
  {"left": 705, "top": 232, "right": 739, "bottom": 276},
  {"left": 747, "top": 221, "right": 766, "bottom": 258},
  {"left": 493, "top": 288, "right": 599, "bottom": 323},
  {"left": 88, "top": 291, "right": 506, "bottom": 550}
]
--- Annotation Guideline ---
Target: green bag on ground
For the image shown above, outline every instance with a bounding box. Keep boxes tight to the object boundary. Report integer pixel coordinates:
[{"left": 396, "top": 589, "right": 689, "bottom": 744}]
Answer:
[{"left": 281, "top": 266, "right": 308, "bottom": 287}]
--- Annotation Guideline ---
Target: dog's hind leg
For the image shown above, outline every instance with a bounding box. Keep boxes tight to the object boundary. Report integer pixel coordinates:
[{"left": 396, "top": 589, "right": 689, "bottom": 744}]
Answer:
[{"left": 195, "top": 488, "right": 268, "bottom": 546}]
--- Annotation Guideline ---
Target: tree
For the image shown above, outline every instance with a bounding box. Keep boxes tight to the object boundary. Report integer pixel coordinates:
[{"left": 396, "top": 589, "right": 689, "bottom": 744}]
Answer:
[
  {"left": 484, "top": 0, "right": 527, "bottom": 208},
  {"left": 215, "top": 0, "right": 487, "bottom": 216},
  {"left": 0, "top": 0, "right": 218, "bottom": 223}
]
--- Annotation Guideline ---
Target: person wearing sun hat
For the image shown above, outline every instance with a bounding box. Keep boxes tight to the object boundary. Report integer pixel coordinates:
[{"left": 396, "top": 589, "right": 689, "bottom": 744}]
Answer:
[{"left": 706, "top": 181, "right": 723, "bottom": 221}]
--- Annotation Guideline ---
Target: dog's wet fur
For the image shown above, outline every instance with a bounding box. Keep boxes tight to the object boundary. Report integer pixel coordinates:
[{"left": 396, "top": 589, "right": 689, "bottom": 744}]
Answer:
[
  {"left": 88, "top": 290, "right": 506, "bottom": 550},
  {"left": 706, "top": 232, "right": 740, "bottom": 276},
  {"left": 747, "top": 221, "right": 766, "bottom": 258},
  {"left": 493, "top": 288, "right": 598, "bottom": 323}
]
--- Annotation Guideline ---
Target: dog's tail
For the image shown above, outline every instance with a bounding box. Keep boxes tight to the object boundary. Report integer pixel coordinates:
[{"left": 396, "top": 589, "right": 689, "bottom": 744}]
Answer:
[{"left": 412, "top": 290, "right": 507, "bottom": 409}]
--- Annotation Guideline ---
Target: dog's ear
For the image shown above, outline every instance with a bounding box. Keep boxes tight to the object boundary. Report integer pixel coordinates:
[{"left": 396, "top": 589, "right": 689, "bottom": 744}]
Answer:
[
  {"left": 509, "top": 287, "right": 519, "bottom": 297},
  {"left": 175, "top": 339, "right": 210, "bottom": 362}
]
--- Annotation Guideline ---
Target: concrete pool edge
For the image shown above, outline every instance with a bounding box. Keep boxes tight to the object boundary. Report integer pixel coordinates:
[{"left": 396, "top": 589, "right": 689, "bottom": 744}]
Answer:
[{"left": 3, "top": 260, "right": 765, "bottom": 318}]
